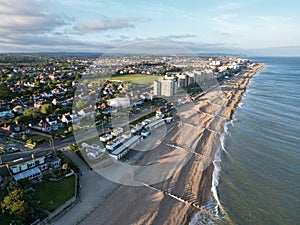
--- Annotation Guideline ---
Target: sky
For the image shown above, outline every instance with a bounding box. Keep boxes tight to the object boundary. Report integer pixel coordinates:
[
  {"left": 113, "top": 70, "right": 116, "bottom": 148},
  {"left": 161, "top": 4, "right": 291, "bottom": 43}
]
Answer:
[{"left": 1, "top": 0, "right": 300, "bottom": 55}]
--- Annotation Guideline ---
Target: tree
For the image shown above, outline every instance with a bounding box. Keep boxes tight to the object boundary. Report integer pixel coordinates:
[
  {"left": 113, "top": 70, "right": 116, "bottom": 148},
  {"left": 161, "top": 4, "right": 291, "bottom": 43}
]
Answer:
[
  {"left": 75, "top": 99, "right": 89, "bottom": 110},
  {"left": 14, "top": 115, "right": 28, "bottom": 124},
  {"left": 35, "top": 81, "right": 41, "bottom": 88},
  {"left": 0, "top": 83, "right": 15, "bottom": 100},
  {"left": 40, "top": 104, "right": 52, "bottom": 115},
  {"left": 1, "top": 188, "right": 30, "bottom": 224},
  {"left": 92, "top": 83, "right": 99, "bottom": 91},
  {"left": 67, "top": 126, "right": 73, "bottom": 133},
  {"left": 75, "top": 73, "right": 81, "bottom": 81},
  {"left": 21, "top": 135, "right": 28, "bottom": 141},
  {"left": 23, "top": 108, "right": 39, "bottom": 119},
  {"left": 28, "top": 86, "right": 36, "bottom": 94},
  {"left": 66, "top": 80, "right": 72, "bottom": 87}
]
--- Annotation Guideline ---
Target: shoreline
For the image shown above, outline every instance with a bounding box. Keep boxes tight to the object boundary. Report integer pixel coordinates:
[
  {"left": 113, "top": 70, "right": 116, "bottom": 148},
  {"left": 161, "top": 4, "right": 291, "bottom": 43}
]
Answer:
[
  {"left": 76, "top": 63, "right": 265, "bottom": 225},
  {"left": 187, "top": 63, "right": 266, "bottom": 224}
]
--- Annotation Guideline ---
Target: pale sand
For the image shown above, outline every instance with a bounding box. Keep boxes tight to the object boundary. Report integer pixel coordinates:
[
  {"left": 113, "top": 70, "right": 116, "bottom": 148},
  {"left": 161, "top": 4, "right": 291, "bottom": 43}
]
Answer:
[{"left": 78, "top": 64, "right": 265, "bottom": 225}]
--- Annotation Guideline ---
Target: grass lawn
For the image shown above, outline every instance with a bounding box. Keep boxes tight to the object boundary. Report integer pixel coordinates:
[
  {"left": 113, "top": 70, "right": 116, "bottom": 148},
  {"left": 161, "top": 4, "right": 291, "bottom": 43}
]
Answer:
[
  {"left": 130, "top": 111, "right": 157, "bottom": 126},
  {"left": 81, "top": 135, "right": 102, "bottom": 145},
  {"left": 52, "top": 127, "right": 68, "bottom": 136},
  {"left": 108, "top": 74, "right": 160, "bottom": 85},
  {"left": 32, "top": 175, "right": 76, "bottom": 212},
  {"left": 28, "top": 135, "right": 50, "bottom": 145}
]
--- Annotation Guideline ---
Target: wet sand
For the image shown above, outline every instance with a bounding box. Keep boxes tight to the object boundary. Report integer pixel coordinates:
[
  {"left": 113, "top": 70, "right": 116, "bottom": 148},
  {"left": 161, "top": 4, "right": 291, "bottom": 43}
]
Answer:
[{"left": 77, "top": 64, "right": 265, "bottom": 225}]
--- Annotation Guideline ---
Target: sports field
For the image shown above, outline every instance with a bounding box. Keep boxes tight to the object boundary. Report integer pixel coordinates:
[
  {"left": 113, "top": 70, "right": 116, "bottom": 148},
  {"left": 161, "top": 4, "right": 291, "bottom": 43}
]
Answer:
[{"left": 108, "top": 73, "right": 160, "bottom": 85}]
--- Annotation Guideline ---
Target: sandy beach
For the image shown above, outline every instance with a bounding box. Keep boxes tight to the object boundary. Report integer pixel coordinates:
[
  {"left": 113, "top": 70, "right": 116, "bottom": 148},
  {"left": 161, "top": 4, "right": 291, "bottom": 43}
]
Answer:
[{"left": 73, "top": 63, "right": 265, "bottom": 225}]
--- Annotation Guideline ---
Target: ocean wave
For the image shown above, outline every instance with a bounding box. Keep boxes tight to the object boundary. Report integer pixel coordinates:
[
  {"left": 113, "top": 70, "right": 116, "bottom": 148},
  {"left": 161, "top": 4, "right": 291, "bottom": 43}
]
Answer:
[
  {"left": 190, "top": 113, "right": 233, "bottom": 224},
  {"left": 232, "top": 113, "right": 238, "bottom": 123},
  {"left": 211, "top": 146, "right": 223, "bottom": 214},
  {"left": 238, "top": 101, "right": 244, "bottom": 108},
  {"left": 224, "top": 122, "right": 230, "bottom": 134},
  {"left": 189, "top": 210, "right": 220, "bottom": 225},
  {"left": 212, "top": 125, "right": 230, "bottom": 213},
  {"left": 220, "top": 133, "right": 228, "bottom": 154},
  {"left": 189, "top": 146, "right": 224, "bottom": 225},
  {"left": 230, "top": 120, "right": 235, "bottom": 127}
]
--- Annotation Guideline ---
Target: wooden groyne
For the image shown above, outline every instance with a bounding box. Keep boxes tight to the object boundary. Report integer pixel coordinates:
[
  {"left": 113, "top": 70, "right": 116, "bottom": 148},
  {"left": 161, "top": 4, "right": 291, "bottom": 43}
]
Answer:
[{"left": 142, "top": 183, "right": 216, "bottom": 216}]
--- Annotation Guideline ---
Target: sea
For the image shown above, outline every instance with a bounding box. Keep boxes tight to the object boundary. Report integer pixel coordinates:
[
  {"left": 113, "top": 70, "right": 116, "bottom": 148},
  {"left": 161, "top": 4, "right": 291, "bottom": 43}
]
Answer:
[{"left": 190, "top": 57, "right": 300, "bottom": 225}]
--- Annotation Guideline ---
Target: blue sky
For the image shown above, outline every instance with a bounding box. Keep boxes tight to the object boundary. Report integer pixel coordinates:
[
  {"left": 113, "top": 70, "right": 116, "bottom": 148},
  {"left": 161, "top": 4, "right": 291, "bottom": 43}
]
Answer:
[{"left": 1, "top": 0, "right": 300, "bottom": 55}]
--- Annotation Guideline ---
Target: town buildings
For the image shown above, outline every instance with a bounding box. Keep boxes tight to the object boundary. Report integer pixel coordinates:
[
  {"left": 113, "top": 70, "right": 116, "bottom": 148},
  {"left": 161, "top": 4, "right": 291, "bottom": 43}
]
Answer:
[
  {"left": 0, "top": 150, "right": 61, "bottom": 182},
  {"left": 153, "top": 77, "right": 177, "bottom": 97}
]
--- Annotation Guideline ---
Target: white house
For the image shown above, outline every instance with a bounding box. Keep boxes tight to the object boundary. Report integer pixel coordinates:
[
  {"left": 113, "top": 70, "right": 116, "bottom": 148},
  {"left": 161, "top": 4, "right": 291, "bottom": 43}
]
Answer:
[
  {"left": 111, "top": 127, "right": 123, "bottom": 137},
  {"left": 108, "top": 97, "right": 130, "bottom": 108},
  {"left": 109, "top": 145, "right": 128, "bottom": 160},
  {"left": 109, "top": 135, "right": 142, "bottom": 160},
  {"left": 122, "top": 131, "right": 132, "bottom": 140},
  {"left": 61, "top": 114, "right": 73, "bottom": 124},
  {"left": 106, "top": 140, "right": 121, "bottom": 151},
  {"left": 78, "top": 107, "right": 94, "bottom": 117},
  {"left": 146, "top": 119, "right": 165, "bottom": 130},
  {"left": 84, "top": 145, "right": 106, "bottom": 159},
  {"left": 100, "top": 133, "right": 113, "bottom": 142},
  {"left": 131, "top": 124, "right": 144, "bottom": 134},
  {"left": 141, "top": 130, "right": 151, "bottom": 137},
  {"left": 7, "top": 151, "right": 61, "bottom": 182}
]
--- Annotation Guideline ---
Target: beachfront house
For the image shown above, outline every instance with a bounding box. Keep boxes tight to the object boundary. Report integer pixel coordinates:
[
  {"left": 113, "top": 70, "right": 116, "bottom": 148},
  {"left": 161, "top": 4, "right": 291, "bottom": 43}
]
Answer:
[
  {"left": 141, "top": 130, "right": 151, "bottom": 137},
  {"left": 146, "top": 119, "right": 165, "bottom": 131},
  {"left": 111, "top": 127, "right": 123, "bottom": 137},
  {"left": 100, "top": 133, "right": 113, "bottom": 142},
  {"left": 109, "top": 135, "right": 143, "bottom": 160},
  {"left": 0, "top": 151, "right": 61, "bottom": 182}
]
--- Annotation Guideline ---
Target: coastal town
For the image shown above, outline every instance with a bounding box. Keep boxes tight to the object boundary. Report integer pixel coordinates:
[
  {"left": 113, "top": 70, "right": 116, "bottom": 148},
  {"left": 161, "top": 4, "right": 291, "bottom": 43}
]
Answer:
[{"left": 0, "top": 54, "right": 260, "bottom": 224}]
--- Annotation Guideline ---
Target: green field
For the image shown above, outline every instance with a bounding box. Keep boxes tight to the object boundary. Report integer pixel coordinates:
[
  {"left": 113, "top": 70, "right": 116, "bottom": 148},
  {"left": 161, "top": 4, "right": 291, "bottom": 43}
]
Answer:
[
  {"left": 108, "top": 73, "right": 160, "bottom": 85},
  {"left": 80, "top": 135, "right": 101, "bottom": 145},
  {"left": 29, "top": 135, "right": 50, "bottom": 143},
  {"left": 130, "top": 111, "right": 157, "bottom": 126},
  {"left": 32, "top": 175, "right": 76, "bottom": 212}
]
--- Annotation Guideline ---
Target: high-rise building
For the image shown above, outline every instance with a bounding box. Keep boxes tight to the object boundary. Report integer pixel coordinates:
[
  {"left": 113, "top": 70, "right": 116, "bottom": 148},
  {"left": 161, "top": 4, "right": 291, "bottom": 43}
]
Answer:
[
  {"left": 153, "top": 80, "right": 161, "bottom": 96},
  {"left": 153, "top": 77, "right": 177, "bottom": 97},
  {"left": 176, "top": 74, "right": 189, "bottom": 88}
]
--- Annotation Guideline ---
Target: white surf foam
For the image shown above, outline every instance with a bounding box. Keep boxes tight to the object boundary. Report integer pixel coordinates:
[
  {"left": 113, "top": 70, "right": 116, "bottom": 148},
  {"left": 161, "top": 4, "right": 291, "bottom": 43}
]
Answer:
[
  {"left": 224, "top": 122, "right": 229, "bottom": 134},
  {"left": 211, "top": 146, "right": 222, "bottom": 214},
  {"left": 220, "top": 133, "right": 228, "bottom": 154},
  {"left": 238, "top": 101, "right": 244, "bottom": 108},
  {"left": 189, "top": 210, "right": 220, "bottom": 225},
  {"left": 190, "top": 123, "right": 230, "bottom": 224},
  {"left": 232, "top": 113, "right": 238, "bottom": 123}
]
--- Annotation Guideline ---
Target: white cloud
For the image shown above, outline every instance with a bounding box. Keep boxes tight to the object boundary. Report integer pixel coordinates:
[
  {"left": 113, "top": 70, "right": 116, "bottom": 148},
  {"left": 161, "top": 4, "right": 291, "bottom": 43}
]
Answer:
[
  {"left": 74, "top": 18, "right": 134, "bottom": 33},
  {"left": 140, "top": 34, "right": 197, "bottom": 42},
  {"left": 210, "top": 13, "right": 300, "bottom": 48},
  {"left": 0, "top": 0, "right": 68, "bottom": 34},
  {"left": 0, "top": 0, "right": 298, "bottom": 55}
]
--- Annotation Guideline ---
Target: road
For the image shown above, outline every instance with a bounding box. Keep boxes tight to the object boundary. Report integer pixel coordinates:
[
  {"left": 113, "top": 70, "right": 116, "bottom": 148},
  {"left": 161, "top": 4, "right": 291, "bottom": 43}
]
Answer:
[
  {"left": 1, "top": 107, "right": 157, "bottom": 165},
  {"left": 52, "top": 149, "right": 119, "bottom": 225}
]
